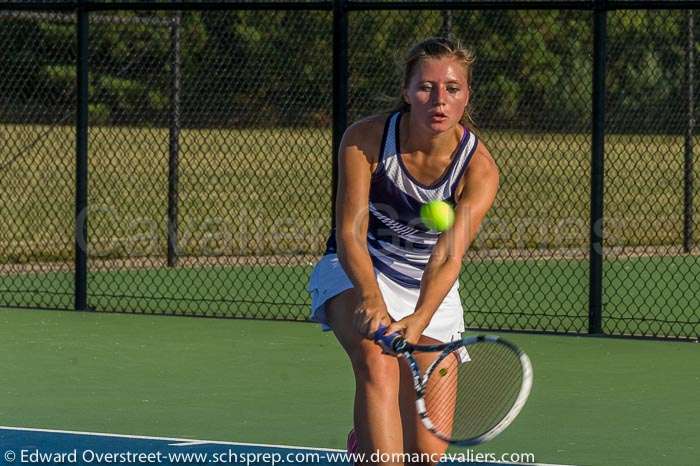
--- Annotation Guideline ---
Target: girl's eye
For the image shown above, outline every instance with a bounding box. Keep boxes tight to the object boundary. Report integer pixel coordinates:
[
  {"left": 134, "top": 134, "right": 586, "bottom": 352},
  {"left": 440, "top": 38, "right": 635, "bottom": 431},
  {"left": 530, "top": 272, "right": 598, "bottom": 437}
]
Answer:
[{"left": 447, "top": 86, "right": 460, "bottom": 93}]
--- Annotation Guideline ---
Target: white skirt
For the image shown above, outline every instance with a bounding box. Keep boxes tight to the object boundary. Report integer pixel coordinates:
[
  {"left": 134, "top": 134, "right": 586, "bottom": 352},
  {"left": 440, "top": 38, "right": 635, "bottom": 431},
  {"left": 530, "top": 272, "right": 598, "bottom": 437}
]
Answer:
[{"left": 307, "top": 254, "right": 465, "bottom": 343}]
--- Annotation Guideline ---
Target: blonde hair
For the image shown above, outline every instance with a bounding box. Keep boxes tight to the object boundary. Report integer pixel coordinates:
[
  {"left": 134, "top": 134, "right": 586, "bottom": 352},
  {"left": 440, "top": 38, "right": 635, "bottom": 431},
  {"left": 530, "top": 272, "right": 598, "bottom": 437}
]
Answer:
[{"left": 392, "top": 37, "right": 476, "bottom": 130}]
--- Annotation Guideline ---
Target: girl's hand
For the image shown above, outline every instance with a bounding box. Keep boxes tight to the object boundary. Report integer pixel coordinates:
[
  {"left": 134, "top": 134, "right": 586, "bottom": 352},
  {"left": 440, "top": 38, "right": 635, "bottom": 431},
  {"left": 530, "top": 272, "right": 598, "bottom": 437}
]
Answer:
[
  {"left": 385, "top": 312, "right": 431, "bottom": 345},
  {"left": 352, "top": 294, "right": 392, "bottom": 338}
]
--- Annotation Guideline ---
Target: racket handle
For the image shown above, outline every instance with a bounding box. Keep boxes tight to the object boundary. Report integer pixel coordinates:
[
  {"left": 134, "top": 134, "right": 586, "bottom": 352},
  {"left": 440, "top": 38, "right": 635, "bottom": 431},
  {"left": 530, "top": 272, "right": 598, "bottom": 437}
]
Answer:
[{"left": 372, "top": 325, "right": 408, "bottom": 353}]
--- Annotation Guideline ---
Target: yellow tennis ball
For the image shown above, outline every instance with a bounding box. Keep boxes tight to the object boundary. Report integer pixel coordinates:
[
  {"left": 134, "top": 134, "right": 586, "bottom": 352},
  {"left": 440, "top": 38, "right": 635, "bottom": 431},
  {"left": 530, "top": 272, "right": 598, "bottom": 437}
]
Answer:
[{"left": 420, "top": 200, "right": 455, "bottom": 232}]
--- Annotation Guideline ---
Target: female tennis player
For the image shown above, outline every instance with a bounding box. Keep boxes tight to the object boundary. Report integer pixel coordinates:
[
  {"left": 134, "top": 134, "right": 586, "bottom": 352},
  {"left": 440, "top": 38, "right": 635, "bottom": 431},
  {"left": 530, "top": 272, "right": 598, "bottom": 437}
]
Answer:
[{"left": 307, "top": 37, "right": 499, "bottom": 465}]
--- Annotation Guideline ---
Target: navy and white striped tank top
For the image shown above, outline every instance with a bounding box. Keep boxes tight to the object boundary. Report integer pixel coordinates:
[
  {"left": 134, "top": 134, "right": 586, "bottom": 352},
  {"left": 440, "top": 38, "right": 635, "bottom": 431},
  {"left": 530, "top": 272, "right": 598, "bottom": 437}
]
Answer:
[{"left": 325, "top": 111, "right": 478, "bottom": 288}]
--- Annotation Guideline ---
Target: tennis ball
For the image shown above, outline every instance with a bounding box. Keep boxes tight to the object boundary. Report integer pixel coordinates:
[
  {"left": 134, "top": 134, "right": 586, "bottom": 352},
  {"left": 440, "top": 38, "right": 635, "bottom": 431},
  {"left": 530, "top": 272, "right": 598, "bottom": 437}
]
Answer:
[
  {"left": 420, "top": 200, "right": 455, "bottom": 232},
  {"left": 439, "top": 367, "right": 449, "bottom": 377}
]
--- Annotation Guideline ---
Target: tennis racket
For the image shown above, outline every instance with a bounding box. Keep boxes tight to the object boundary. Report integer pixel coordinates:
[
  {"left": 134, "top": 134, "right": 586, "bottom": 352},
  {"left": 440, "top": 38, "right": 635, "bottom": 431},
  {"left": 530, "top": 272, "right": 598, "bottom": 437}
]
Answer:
[{"left": 373, "top": 326, "right": 533, "bottom": 446}]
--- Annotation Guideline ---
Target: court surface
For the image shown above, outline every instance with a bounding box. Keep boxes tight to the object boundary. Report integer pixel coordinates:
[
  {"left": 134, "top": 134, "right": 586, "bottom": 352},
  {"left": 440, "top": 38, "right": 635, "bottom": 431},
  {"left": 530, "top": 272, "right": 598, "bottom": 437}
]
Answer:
[
  {"left": 0, "top": 308, "right": 697, "bottom": 465},
  {"left": 0, "top": 426, "right": 576, "bottom": 466}
]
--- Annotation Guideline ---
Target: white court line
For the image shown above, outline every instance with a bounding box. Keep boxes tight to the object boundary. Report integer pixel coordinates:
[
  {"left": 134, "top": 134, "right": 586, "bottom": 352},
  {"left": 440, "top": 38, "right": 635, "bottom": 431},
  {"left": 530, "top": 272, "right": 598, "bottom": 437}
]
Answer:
[
  {"left": 0, "top": 425, "right": 577, "bottom": 466},
  {"left": 0, "top": 425, "right": 343, "bottom": 452},
  {"left": 167, "top": 441, "right": 209, "bottom": 447}
]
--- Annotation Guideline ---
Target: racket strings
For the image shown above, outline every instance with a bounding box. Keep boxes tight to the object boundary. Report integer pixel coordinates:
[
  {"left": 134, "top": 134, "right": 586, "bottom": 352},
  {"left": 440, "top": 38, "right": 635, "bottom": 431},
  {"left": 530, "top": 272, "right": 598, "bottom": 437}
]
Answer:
[{"left": 424, "top": 342, "right": 524, "bottom": 442}]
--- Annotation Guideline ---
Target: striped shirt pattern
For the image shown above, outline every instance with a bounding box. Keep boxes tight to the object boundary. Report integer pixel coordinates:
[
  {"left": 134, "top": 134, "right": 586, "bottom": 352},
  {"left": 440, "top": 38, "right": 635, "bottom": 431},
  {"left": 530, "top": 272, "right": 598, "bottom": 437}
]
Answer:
[{"left": 326, "top": 111, "right": 478, "bottom": 288}]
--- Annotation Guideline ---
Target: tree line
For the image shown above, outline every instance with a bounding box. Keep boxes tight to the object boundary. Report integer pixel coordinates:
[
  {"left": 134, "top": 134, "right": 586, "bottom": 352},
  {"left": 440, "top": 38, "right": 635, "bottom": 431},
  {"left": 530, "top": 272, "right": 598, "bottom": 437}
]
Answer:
[{"left": 0, "top": 8, "right": 695, "bottom": 132}]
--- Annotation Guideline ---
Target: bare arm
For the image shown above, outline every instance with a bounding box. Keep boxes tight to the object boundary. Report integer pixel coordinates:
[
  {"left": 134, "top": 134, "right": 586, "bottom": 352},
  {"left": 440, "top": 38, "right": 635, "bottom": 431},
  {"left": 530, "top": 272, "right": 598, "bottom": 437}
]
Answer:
[
  {"left": 387, "top": 143, "right": 500, "bottom": 342},
  {"left": 335, "top": 118, "right": 392, "bottom": 336}
]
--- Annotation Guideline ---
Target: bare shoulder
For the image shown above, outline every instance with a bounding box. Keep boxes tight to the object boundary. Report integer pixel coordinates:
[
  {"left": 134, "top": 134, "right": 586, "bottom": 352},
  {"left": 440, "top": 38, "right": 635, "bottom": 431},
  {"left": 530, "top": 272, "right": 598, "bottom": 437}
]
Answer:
[
  {"left": 468, "top": 140, "right": 498, "bottom": 176},
  {"left": 344, "top": 113, "right": 388, "bottom": 142},
  {"left": 340, "top": 113, "right": 390, "bottom": 166},
  {"left": 455, "top": 139, "right": 499, "bottom": 200}
]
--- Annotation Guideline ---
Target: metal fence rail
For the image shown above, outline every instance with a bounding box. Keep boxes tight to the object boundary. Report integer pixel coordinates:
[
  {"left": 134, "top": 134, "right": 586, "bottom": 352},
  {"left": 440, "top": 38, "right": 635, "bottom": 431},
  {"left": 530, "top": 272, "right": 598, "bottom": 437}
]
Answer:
[{"left": 0, "top": 0, "right": 698, "bottom": 340}]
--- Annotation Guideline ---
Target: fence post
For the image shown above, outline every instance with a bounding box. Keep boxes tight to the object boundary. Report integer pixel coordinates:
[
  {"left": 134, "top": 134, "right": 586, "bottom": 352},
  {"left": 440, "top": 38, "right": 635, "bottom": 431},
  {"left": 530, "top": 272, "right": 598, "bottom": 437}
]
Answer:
[
  {"left": 441, "top": 10, "right": 453, "bottom": 39},
  {"left": 75, "top": 0, "right": 89, "bottom": 311},
  {"left": 684, "top": 10, "right": 695, "bottom": 253},
  {"left": 167, "top": 11, "right": 182, "bottom": 267},
  {"left": 332, "top": 0, "right": 348, "bottom": 232},
  {"left": 589, "top": 0, "right": 607, "bottom": 334}
]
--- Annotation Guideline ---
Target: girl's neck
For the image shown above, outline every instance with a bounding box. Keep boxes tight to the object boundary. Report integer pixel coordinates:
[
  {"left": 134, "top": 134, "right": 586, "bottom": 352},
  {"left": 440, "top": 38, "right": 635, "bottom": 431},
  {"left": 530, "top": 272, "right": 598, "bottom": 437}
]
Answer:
[{"left": 400, "top": 112, "right": 462, "bottom": 158}]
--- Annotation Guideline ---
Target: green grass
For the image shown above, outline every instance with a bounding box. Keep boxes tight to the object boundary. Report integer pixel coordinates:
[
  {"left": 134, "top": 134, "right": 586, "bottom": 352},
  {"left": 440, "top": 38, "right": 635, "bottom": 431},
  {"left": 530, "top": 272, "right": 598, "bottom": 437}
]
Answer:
[
  {"left": 0, "top": 124, "right": 332, "bottom": 262},
  {"left": 0, "top": 309, "right": 697, "bottom": 466},
  {"left": 2, "top": 255, "right": 697, "bottom": 339},
  {"left": 2, "top": 125, "right": 700, "bottom": 263},
  {"left": 1, "top": 124, "right": 698, "bottom": 339}
]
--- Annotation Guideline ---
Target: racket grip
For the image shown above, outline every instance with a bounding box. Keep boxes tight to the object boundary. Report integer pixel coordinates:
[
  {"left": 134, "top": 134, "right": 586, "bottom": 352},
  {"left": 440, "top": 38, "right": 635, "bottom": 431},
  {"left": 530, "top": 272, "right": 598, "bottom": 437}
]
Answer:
[{"left": 372, "top": 325, "right": 407, "bottom": 353}]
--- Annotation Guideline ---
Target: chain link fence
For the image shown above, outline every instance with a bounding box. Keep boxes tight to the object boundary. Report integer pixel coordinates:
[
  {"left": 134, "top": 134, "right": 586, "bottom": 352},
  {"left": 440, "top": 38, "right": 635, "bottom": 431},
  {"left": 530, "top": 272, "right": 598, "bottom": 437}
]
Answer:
[
  {"left": 0, "top": 1, "right": 698, "bottom": 340},
  {"left": 604, "top": 9, "right": 700, "bottom": 338},
  {"left": 0, "top": 10, "right": 76, "bottom": 311}
]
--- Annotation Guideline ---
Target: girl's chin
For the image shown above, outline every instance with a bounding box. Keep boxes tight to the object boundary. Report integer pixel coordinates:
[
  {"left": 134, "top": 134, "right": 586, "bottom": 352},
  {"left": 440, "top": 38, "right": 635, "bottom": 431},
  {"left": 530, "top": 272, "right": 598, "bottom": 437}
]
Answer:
[
  {"left": 409, "top": 112, "right": 458, "bottom": 133},
  {"left": 425, "top": 118, "right": 454, "bottom": 132}
]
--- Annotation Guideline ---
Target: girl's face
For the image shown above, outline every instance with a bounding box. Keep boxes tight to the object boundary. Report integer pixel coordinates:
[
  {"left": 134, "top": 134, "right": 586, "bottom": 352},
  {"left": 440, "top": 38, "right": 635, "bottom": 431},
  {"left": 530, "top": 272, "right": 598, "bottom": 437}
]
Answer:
[{"left": 402, "top": 57, "right": 470, "bottom": 134}]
